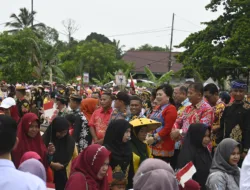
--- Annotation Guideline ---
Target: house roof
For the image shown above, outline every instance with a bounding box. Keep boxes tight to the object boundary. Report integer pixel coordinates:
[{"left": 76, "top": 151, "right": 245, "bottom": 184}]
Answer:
[{"left": 122, "top": 51, "right": 183, "bottom": 74}]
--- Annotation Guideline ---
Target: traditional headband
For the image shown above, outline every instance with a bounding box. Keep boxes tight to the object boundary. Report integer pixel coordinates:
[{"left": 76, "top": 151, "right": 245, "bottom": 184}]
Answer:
[
  {"left": 91, "top": 146, "right": 105, "bottom": 166},
  {"left": 231, "top": 81, "right": 247, "bottom": 89}
]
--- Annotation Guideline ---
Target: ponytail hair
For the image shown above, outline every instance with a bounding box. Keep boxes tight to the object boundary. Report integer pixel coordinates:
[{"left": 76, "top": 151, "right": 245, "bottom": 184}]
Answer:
[{"left": 169, "top": 96, "right": 175, "bottom": 106}]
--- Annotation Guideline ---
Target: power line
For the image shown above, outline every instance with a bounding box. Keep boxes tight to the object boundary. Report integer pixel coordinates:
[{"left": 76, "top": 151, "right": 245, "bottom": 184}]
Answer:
[
  {"left": 174, "top": 28, "right": 195, "bottom": 33},
  {"left": 107, "top": 27, "right": 171, "bottom": 37},
  {"left": 175, "top": 14, "right": 203, "bottom": 29}
]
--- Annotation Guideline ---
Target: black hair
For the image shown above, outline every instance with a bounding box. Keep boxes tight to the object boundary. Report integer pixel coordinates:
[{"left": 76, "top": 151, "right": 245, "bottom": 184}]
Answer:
[
  {"left": 151, "top": 89, "right": 157, "bottom": 100},
  {"left": 188, "top": 82, "right": 204, "bottom": 96},
  {"left": 156, "top": 84, "right": 175, "bottom": 105},
  {"left": 65, "top": 114, "right": 76, "bottom": 125},
  {"left": 0, "top": 115, "right": 17, "bottom": 155},
  {"left": 92, "top": 91, "right": 101, "bottom": 98},
  {"left": 16, "top": 89, "right": 26, "bottom": 96},
  {"left": 71, "top": 98, "right": 81, "bottom": 104},
  {"left": 204, "top": 83, "right": 219, "bottom": 95},
  {"left": 219, "top": 91, "right": 231, "bottom": 104},
  {"left": 179, "top": 86, "right": 188, "bottom": 95},
  {"left": 130, "top": 95, "right": 142, "bottom": 104},
  {"left": 102, "top": 92, "right": 112, "bottom": 99}
]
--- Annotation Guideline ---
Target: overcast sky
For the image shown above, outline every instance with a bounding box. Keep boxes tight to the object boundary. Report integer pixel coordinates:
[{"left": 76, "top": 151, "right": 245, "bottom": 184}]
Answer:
[{"left": 1, "top": 0, "right": 223, "bottom": 51}]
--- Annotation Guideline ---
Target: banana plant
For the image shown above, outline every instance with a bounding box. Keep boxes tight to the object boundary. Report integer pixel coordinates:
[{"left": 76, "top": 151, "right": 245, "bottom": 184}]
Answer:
[{"left": 144, "top": 66, "right": 174, "bottom": 87}]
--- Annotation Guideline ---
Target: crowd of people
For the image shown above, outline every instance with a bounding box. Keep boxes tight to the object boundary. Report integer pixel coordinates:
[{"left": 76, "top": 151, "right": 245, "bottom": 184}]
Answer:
[{"left": 0, "top": 79, "right": 250, "bottom": 190}]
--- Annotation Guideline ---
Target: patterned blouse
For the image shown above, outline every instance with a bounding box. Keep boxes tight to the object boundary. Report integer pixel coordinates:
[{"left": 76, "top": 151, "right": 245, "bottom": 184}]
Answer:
[{"left": 70, "top": 108, "right": 91, "bottom": 152}]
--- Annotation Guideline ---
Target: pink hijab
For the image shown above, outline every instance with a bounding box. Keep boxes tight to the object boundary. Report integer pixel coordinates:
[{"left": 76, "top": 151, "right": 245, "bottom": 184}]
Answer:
[
  {"left": 20, "top": 151, "right": 42, "bottom": 165},
  {"left": 133, "top": 158, "right": 179, "bottom": 190}
]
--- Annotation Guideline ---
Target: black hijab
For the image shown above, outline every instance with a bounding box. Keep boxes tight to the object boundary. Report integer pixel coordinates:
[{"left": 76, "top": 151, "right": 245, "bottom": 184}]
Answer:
[
  {"left": 43, "top": 117, "right": 75, "bottom": 166},
  {"left": 177, "top": 123, "right": 211, "bottom": 169},
  {"left": 210, "top": 138, "right": 240, "bottom": 186},
  {"left": 103, "top": 119, "right": 132, "bottom": 166},
  {"left": 177, "top": 123, "right": 212, "bottom": 189},
  {"left": 131, "top": 126, "right": 149, "bottom": 164}
]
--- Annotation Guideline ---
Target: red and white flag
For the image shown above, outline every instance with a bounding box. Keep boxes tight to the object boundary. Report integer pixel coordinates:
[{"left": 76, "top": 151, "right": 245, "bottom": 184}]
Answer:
[
  {"left": 176, "top": 162, "right": 196, "bottom": 188},
  {"left": 43, "top": 101, "right": 56, "bottom": 120}
]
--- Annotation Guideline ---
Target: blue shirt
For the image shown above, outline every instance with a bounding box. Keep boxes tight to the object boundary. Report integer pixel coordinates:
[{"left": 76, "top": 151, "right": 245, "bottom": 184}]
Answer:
[{"left": 0, "top": 159, "right": 46, "bottom": 190}]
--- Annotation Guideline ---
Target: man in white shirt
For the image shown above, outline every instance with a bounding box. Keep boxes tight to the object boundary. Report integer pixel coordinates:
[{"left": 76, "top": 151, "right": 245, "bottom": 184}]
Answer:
[{"left": 0, "top": 115, "right": 46, "bottom": 190}]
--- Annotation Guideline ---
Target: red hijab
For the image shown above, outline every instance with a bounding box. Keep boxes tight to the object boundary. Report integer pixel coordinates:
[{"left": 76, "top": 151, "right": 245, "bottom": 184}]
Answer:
[
  {"left": 10, "top": 105, "right": 20, "bottom": 123},
  {"left": 66, "top": 144, "right": 110, "bottom": 190},
  {"left": 81, "top": 98, "right": 99, "bottom": 121},
  {"left": 12, "top": 113, "right": 47, "bottom": 168}
]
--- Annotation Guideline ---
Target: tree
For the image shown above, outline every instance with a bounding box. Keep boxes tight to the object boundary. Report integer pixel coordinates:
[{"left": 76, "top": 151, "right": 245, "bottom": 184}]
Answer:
[
  {"left": 5, "top": 8, "right": 45, "bottom": 33},
  {"left": 75, "top": 40, "right": 133, "bottom": 81},
  {"left": 62, "top": 19, "right": 80, "bottom": 43},
  {"left": 37, "top": 26, "right": 59, "bottom": 45},
  {"left": 113, "top": 39, "right": 125, "bottom": 59},
  {"left": 85, "top": 32, "right": 112, "bottom": 44},
  {"left": 58, "top": 39, "right": 133, "bottom": 82},
  {"left": 177, "top": 0, "right": 250, "bottom": 84},
  {"left": 129, "top": 44, "right": 170, "bottom": 52},
  {"left": 144, "top": 67, "right": 173, "bottom": 87},
  {"left": 31, "top": 39, "right": 65, "bottom": 83},
  {"left": 0, "top": 29, "right": 37, "bottom": 83}
]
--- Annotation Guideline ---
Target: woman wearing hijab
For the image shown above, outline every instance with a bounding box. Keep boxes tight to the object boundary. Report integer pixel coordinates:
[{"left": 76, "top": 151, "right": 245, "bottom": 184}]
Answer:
[
  {"left": 20, "top": 151, "right": 42, "bottom": 164},
  {"left": 81, "top": 98, "right": 99, "bottom": 121},
  {"left": 177, "top": 123, "right": 212, "bottom": 190},
  {"left": 133, "top": 158, "right": 178, "bottom": 190},
  {"left": 128, "top": 118, "right": 161, "bottom": 187},
  {"left": 206, "top": 138, "right": 240, "bottom": 190},
  {"left": 43, "top": 117, "right": 78, "bottom": 190},
  {"left": 12, "top": 113, "right": 54, "bottom": 168},
  {"left": 18, "top": 158, "right": 47, "bottom": 182},
  {"left": 103, "top": 119, "right": 132, "bottom": 187},
  {"left": 65, "top": 144, "right": 110, "bottom": 190}
]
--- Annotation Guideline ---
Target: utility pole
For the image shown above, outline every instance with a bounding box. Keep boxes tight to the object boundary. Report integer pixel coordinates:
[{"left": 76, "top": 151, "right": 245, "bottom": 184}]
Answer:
[
  {"left": 31, "top": 0, "right": 34, "bottom": 27},
  {"left": 168, "top": 13, "right": 175, "bottom": 72}
]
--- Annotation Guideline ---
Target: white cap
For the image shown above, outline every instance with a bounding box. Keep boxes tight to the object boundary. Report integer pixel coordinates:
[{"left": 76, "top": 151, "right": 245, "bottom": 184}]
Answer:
[{"left": 0, "top": 97, "right": 16, "bottom": 109}]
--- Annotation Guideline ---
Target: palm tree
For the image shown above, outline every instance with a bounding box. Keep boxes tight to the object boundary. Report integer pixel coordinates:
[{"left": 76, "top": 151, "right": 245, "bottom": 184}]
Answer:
[
  {"left": 113, "top": 39, "right": 125, "bottom": 59},
  {"left": 5, "top": 8, "right": 45, "bottom": 33}
]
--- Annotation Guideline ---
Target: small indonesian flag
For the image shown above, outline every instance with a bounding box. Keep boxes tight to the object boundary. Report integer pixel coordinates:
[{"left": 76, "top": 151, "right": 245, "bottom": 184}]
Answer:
[
  {"left": 176, "top": 162, "right": 196, "bottom": 188},
  {"left": 43, "top": 101, "right": 54, "bottom": 110},
  {"left": 130, "top": 73, "right": 135, "bottom": 90},
  {"left": 43, "top": 101, "right": 56, "bottom": 120}
]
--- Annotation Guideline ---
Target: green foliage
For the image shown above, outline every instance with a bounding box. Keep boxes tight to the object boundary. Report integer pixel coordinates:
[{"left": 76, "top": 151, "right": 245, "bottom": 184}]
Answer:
[
  {"left": 0, "top": 8, "right": 131, "bottom": 84},
  {"left": 144, "top": 67, "right": 173, "bottom": 87},
  {"left": 0, "top": 29, "right": 38, "bottom": 83},
  {"left": 85, "top": 32, "right": 112, "bottom": 44},
  {"left": 177, "top": 0, "right": 250, "bottom": 81},
  {"left": 129, "top": 44, "right": 170, "bottom": 52}
]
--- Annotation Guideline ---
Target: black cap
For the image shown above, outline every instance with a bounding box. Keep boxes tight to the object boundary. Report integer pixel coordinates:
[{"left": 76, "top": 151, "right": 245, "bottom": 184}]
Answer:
[{"left": 115, "top": 91, "right": 130, "bottom": 105}]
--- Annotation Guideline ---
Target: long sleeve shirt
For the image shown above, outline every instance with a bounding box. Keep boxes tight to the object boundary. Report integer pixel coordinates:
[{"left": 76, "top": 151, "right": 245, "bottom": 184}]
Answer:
[{"left": 0, "top": 159, "right": 46, "bottom": 190}]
